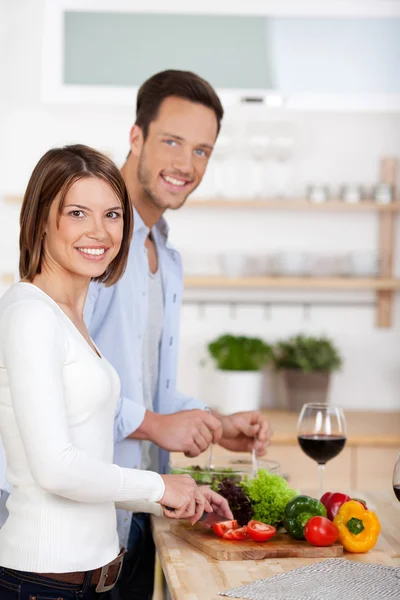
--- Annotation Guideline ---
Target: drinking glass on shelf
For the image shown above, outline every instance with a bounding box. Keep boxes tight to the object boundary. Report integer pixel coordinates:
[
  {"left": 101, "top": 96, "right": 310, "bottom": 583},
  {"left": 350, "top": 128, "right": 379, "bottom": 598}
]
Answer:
[
  {"left": 245, "top": 122, "right": 273, "bottom": 199},
  {"left": 297, "top": 403, "right": 347, "bottom": 498},
  {"left": 393, "top": 452, "right": 400, "bottom": 502},
  {"left": 210, "top": 123, "right": 236, "bottom": 198}
]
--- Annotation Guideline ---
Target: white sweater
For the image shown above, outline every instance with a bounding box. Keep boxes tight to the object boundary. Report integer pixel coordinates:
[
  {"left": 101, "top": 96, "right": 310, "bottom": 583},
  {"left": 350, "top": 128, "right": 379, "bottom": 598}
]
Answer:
[{"left": 0, "top": 283, "right": 164, "bottom": 573}]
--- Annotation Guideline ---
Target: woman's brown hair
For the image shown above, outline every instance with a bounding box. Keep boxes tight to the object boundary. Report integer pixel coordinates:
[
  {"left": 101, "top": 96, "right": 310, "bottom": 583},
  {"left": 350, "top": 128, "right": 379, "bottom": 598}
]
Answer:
[{"left": 19, "top": 144, "right": 133, "bottom": 287}]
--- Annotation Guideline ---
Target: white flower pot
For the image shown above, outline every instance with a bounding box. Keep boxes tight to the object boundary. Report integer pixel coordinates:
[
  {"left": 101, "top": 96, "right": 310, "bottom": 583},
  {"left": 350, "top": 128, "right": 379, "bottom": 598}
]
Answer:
[{"left": 210, "top": 370, "right": 263, "bottom": 415}]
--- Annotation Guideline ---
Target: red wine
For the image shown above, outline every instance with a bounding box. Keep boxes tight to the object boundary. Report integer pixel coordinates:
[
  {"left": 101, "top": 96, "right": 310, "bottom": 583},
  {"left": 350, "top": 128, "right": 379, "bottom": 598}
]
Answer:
[
  {"left": 298, "top": 435, "right": 346, "bottom": 464},
  {"left": 394, "top": 485, "right": 400, "bottom": 502}
]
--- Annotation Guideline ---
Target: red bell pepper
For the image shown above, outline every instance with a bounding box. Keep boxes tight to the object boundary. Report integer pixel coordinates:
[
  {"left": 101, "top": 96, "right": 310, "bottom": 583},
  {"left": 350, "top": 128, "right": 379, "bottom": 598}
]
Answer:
[{"left": 320, "top": 492, "right": 367, "bottom": 521}]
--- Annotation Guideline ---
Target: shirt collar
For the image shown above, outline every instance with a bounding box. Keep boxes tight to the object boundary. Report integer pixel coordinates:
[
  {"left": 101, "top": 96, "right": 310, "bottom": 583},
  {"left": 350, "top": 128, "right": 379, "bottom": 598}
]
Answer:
[
  {"left": 133, "top": 206, "right": 148, "bottom": 234},
  {"left": 133, "top": 206, "right": 170, "bottom": 241}
]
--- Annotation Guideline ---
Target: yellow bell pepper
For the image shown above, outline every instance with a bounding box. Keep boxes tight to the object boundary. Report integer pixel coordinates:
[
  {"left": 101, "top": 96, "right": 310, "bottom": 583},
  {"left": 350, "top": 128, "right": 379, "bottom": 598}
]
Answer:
[{"left": 333, "top": 500, "right": 380, "bottom": 553}]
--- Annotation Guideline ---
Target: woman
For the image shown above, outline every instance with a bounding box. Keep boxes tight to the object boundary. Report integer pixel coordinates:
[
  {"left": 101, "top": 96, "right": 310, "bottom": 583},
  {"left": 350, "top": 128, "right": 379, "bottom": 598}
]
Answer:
[{"left": 0, "top": 145, "right": 231, "bottom": 599}]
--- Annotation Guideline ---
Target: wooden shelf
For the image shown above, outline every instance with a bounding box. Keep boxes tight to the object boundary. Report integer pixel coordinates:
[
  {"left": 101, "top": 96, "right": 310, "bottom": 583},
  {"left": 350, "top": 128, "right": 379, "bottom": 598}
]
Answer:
[
  {"left": 187, "top": 199, "right": 400, "bottom": 211},
  {"left": 184, "top": 276, "right": 400, "bottom": 290},
  {"left": 5, "top": 196, "right": 400, "bottom": 212},
  {"left": 3, "top": 195, "right": 22, "bottom": 204},
  {"left": 1, "top": 274, "right": 14, "bottom": 285}
]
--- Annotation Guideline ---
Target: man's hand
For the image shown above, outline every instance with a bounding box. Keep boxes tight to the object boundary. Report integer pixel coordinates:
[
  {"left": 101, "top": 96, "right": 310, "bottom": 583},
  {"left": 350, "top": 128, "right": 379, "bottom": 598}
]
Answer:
[
  {"left": 159, "top": 474, "right": 213, "bottom": 524},
  {"left": 197, "top": 486, "right": 233, "bottom": 527},
  {"left": 218, "top": 411, "right": 272, "bottom": 456},
  {"left": 130, "top": 409, "right": 222, "bottom": 457}
]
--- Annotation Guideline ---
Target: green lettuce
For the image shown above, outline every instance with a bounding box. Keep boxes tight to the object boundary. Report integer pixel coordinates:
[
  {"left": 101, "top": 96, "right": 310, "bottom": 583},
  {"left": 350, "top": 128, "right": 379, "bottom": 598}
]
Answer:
[{"left": 240, "top": 469, "right": 298, "bottom": 526}]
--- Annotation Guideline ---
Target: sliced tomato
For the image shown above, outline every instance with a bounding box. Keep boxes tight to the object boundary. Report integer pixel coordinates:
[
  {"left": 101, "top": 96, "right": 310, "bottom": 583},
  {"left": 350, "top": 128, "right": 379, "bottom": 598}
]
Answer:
[
  {"left": 247, "top": 521, "right": 277, "bottom": 542},
  {"left": 222, "top": 528, "right": 238, "bottom": 540},
  {"left": 304, "top": 516, "right": 339, "bottom": 547},
  {"left": 212, "top": 520, "right": 238, "bottom": 538},
  {"left": 223, "top": 526, "right": 249, "bottom": 541}
]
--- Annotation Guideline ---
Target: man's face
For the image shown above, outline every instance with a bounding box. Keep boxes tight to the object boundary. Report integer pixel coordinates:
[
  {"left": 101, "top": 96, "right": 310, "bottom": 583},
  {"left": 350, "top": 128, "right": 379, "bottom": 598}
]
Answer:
[{"left": 136, "top": 97, "right": 218, "bottom": 210}]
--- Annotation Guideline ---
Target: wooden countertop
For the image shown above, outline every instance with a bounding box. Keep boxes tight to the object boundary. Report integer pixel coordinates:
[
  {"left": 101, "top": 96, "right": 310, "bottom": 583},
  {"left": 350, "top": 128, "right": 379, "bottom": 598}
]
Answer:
[
  {"left": 266, "top": 410, "right": 400, "bottom": 447},
  {"left": 152, "top": 491, "right": 400, "bottom": 600}
]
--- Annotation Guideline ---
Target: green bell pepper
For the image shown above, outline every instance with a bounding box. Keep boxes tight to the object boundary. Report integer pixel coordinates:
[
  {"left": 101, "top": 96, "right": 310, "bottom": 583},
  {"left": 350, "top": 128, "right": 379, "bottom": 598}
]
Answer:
[{"left": 284, "top": 495, "right": 327, "bottom": 540}]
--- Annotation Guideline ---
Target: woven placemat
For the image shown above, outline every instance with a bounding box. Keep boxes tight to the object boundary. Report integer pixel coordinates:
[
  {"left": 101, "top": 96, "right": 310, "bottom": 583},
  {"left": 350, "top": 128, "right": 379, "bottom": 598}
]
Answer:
[{"left": 220, "top": 559, "right": 400, "bottom": 600}]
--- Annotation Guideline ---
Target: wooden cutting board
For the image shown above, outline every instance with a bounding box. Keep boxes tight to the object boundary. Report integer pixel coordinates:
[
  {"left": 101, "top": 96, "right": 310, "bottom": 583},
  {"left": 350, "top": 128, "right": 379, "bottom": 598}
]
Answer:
[{"left": 170, "top": 522, "right": 343, "bottom": 561}]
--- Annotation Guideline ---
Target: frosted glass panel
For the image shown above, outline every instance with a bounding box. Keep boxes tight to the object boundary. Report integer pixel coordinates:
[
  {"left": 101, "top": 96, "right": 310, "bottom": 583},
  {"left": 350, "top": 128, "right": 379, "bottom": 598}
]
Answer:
[
  {"left": 64, "top": 12, "right": 273, "bottom": 89},
  {"left": 270, "top": 18, "right": 400, "bottom": 94}
]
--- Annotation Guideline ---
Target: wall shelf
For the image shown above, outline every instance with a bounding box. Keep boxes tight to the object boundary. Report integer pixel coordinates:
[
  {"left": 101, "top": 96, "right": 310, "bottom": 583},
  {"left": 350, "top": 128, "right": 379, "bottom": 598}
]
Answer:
[
  {"left": 187, "top": 199, "right": 400, "bottom": 211},
  {"left": 3, "top": 195, "right": 23, "bottom": 204},
  {"left": 1, "top": 274, "right": 14, "bottom": 285},
  {"left": 184, "top": 276, "right": 400, "bottom": 291},
  {"left": 5, "top": 196, "right": 400, "bottom": 212},
  {"left": 188, "top": 158, "right": 399, "bottom": 328}
]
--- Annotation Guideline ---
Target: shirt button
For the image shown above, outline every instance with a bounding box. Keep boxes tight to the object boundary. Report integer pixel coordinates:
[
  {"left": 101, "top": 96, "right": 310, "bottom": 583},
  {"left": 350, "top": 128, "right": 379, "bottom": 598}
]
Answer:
[
  {"left": 169, "top": 336, "right": 173, "bottom": 346},
  {"left": 138, "top": 335, "right": 142, "bottom": 340},
  {"left": 142, "top": 291, "right": 146, "bottom": 296}
]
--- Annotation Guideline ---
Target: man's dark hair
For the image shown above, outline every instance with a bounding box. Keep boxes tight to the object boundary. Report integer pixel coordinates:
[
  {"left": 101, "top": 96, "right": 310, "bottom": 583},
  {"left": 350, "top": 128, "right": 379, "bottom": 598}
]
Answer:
[{"left": 135, "top": 70, "right": 224, "bottom": 139}]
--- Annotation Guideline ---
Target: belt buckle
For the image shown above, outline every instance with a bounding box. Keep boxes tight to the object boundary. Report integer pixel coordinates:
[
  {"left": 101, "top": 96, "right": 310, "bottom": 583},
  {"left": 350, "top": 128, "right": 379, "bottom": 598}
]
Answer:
[{"left": 95, "top": 549, "right": 125, "bottom": 593}]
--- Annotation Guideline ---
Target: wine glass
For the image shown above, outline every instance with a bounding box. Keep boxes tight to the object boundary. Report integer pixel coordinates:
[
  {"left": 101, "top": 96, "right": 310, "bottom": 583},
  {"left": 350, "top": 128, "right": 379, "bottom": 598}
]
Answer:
[
  {"left": 297, "top": 403, "right": 347, "bottom": 498},
  {"left": 393, "top": 452, "right": 400, "bottom": 502}
]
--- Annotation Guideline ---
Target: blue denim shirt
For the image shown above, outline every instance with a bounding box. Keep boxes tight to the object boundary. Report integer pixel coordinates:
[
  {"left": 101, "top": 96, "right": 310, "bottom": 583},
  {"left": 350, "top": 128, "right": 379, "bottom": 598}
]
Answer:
[{"left": 84, "top": 208, "right": 205, "bottom": 547}]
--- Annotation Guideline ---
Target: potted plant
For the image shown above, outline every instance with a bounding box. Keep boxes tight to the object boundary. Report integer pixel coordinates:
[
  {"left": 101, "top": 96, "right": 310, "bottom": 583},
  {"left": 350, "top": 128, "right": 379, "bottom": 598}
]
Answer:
[
  {"left": 273, "top": 334, "right": 342, "bottom": 412},
  {"left": 207, "top": 334, "right": 274, "bottom": 414}
]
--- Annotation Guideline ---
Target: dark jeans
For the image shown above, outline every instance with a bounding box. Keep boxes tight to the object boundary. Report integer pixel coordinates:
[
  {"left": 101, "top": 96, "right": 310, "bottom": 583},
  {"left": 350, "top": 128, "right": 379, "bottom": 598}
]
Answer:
[
  {"left": 0, "top": 565, "right": 109, "bottom": 599},
  {"left": 104, "top": 513, "right": 155, "bottom": 600}
]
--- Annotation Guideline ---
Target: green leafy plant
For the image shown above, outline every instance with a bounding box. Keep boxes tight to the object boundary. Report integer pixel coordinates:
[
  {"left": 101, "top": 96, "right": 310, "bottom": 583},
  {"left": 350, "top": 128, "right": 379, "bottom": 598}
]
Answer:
[
  {"left": 273, "top": 334, "right": 342, "bottom": 373},
  {"left": 208, "top": 334, "right": 273, "bottom": 371},
  {"left": 240, "top": 470, "right": 298, "bottom": 526}
]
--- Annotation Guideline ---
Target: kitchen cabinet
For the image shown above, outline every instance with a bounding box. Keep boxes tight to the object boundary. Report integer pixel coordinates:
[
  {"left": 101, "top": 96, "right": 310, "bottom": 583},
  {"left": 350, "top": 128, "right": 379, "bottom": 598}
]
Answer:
[
  {"left": 355, "top": 447, "right": 400, "bottom": 492},
  {"left": 43, "top": 1, "right": 400, "bottom": 110},
  {"left": 262, "top": 445, "right": 353, "bottom": 490}
]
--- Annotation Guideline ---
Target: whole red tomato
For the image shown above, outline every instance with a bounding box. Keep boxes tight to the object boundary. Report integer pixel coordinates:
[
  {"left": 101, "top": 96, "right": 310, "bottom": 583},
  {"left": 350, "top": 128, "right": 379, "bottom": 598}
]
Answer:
[{"left": 304, "top": 516, "right": 339, "bottom": 546}]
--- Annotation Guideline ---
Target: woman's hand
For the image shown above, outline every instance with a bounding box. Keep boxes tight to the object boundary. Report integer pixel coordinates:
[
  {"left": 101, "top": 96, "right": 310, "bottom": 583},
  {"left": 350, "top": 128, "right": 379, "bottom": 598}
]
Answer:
[
  {"left": 159, "top": 474, "right": 212, "bottom": 524},
  {"left": 197, "top": 486, "right": 233, "bottom": 527}
]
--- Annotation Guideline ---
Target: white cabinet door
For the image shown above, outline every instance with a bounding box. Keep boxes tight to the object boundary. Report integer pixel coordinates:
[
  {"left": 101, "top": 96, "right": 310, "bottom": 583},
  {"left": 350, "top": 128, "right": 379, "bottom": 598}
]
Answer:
[{"left": 42, "top": 1, "right": 400, "bottom": 110}]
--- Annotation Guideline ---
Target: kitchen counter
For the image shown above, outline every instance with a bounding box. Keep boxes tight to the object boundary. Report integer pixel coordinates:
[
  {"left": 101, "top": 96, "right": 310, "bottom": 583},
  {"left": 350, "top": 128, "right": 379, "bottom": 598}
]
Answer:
[
  {"left": 266, "top": 410, "right": 400, "bottom": 447},
  {"left": 152, "top": 491, "right": 400, "bottom": 600}
]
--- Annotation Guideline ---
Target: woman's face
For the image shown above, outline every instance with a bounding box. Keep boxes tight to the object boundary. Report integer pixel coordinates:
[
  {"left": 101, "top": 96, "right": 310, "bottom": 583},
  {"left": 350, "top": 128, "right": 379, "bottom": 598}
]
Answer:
[{"left": 43, "top": 176, "right": 124, "bottom": 281}]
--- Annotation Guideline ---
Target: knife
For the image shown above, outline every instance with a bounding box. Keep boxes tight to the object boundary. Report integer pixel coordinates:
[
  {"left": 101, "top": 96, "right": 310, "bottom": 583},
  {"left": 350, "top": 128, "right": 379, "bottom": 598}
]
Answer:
[{"left": 165, "top": 506, "right": 208, "bottom": 522}]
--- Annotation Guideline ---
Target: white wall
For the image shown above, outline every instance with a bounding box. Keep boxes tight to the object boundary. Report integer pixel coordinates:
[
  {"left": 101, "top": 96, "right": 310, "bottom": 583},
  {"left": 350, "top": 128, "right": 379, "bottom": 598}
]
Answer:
[{"left": 1, "top": 1, "right": 400, "bottom": 412}]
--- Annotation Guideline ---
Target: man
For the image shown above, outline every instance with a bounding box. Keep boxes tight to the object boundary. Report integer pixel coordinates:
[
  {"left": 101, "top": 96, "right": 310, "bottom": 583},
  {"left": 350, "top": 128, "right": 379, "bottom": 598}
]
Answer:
[{"left": 85, "top": 70, "right": 272, "bottom": 600}]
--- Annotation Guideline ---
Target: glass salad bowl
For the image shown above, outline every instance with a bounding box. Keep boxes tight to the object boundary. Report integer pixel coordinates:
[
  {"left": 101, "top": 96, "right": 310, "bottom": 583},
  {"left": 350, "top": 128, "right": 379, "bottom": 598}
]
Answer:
[{"left": 170, "top": 455, "right": 280, "bottom": 487}]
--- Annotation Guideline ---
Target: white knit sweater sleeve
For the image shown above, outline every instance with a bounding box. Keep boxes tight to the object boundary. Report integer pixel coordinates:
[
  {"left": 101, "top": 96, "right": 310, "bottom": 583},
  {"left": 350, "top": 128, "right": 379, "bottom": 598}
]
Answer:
[
  {"left": 0, "top": 300, "right": 165, "bottom": 505},
  {"left": 115, "top": 500, "right": 163, "bottom": 517}
]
